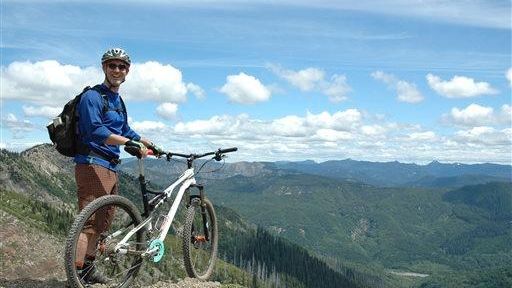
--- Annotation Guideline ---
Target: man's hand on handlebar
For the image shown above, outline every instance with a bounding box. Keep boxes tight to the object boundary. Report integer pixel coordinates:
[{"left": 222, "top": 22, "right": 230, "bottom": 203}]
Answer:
[
  {"left": 147, "top": 142, "right": 166, "bottom": 157},
  {"left": 125, "top": 139, "right": 149, "bottom": 158}
]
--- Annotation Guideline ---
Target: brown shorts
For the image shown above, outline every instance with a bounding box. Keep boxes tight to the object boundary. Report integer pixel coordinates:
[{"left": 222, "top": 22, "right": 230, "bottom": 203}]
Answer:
[{"left": 75, "top": 164, "right": 118, "bottom": 235}]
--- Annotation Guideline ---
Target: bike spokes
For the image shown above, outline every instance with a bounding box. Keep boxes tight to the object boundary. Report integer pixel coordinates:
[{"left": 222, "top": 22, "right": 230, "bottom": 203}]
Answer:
[
  {"left": 91, "top": 205, "right": 142, "bottom": 286},
  {"left": 65, "top": 196, "right": 145, "bottom": 288},
  {"left": 183, "top": 199, "right": 218, "bottom": 280}
]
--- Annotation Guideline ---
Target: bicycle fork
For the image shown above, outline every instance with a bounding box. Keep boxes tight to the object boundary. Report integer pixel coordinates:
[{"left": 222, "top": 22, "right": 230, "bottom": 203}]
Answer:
[{"left": 188, "top": 184, "right": 210, "bottom": 243}]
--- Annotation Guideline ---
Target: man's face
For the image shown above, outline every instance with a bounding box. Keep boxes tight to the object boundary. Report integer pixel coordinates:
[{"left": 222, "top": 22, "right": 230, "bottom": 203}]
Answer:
[{"left": 102, "top": 60, "right": 129, "bottom": 87}]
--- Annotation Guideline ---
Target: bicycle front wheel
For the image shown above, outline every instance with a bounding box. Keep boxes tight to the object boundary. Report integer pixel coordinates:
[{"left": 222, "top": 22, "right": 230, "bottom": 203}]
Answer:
[
  {"left": 64, "top": 195, "right": 145, "bottom": 288},
  {"left": 182, "top": 198, "right": 218, "bottom": 280}
]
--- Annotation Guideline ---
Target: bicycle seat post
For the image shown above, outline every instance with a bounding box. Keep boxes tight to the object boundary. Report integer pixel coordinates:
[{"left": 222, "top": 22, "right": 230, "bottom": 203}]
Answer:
[{"left": 137, "top": 157, "right": 151, "bottom": 216}]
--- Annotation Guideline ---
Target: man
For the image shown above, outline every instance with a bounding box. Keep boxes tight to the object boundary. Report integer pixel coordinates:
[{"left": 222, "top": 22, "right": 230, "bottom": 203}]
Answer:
[{"left": 74, "top": 48, "right": 161, "bottom": 284}]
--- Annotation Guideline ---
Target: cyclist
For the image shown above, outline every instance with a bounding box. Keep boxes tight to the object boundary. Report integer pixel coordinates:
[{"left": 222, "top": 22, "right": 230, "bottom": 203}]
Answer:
[{"left": 73, "top": 48, "right": 163, "bottom": 284}]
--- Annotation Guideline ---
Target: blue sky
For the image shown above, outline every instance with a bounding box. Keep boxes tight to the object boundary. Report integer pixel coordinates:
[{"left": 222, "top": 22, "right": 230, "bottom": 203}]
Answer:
[{"left": 1, "top": 0, "right": 511, "bottom": 164}]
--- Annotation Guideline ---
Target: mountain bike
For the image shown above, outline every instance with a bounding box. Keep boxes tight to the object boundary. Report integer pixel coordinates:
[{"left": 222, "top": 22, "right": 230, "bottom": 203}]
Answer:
[{"left": 64, "top": 146, "right": 237, "bottom": 288}]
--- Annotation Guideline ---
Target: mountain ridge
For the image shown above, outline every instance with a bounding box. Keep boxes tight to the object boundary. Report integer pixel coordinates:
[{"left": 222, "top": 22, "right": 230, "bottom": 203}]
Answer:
[{"left": 119, "top": 152, "right": 511, "bottom": 189}]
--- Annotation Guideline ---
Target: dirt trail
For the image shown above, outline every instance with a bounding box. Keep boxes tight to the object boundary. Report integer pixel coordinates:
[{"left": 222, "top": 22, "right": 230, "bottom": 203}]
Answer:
[{"left": 0, "top": 277, "right": 222, "bottom": 288}]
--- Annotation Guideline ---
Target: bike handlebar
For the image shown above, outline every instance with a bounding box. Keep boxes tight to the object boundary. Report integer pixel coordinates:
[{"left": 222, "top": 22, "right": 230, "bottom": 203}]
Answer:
[
  {"left": 124, "top": 146, "right": 238, "bottom": 161},
  {"left": 218, "top": 147, "right": 238, "bottom": 154}
]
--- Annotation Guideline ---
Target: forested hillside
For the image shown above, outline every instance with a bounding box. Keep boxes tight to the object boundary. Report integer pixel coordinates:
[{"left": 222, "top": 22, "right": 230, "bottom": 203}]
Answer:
[
  {"left": 273, "top": 159, "right": 511, "bottom": 187},
  {"left": 204, "top": 172, "right": 511, "bottom": 287}
]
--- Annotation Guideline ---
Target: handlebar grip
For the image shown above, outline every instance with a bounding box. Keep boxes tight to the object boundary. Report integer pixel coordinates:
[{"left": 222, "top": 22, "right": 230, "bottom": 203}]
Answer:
[
  {"left": 124, "top": 146, "right": 141, "bottom": 157},
  {"left": 219, "top": 147, "right": 238, "bottom": 153},
  {"left": 124, "top": 146, "right": 154, "bottom": 158}
]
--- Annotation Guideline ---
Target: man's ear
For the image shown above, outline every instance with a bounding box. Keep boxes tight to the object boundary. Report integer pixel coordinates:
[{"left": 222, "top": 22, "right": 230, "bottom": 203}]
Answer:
[
  {"left": 102, "top": 63, "right": 108, "bottom": 73},
  {"left": 125, "top": 66, "right": 130, "bottom": 75}
]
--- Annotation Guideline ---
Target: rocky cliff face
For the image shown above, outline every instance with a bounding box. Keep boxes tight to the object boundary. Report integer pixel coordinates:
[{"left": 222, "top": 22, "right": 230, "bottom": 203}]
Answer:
[
  {"left": 21, "top": 144, "right": 75, "bottom": 178},
  {"left": 0, "top": 144, "right": 76, "bottom": 207},
  {"left": 119, "top": 157, "right": 272, "bottom": 180}
]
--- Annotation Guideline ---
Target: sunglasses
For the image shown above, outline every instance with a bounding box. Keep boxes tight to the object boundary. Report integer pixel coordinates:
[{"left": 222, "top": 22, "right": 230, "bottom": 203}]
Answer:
[{"left": 107, "top": 63, "right": 128, "bottom": 71}]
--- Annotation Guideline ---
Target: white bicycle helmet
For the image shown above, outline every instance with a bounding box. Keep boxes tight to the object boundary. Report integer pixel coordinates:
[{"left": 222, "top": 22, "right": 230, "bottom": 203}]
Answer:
[{"left": 101, "top": 48, "right": 131, "bottom": 65}]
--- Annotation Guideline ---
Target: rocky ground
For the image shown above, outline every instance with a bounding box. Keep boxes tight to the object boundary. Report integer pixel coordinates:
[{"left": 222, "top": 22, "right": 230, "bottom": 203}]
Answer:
[
  {"left": 0, "top": 277, "right": 234, "bottom": 288},
  {"left": 0, "top": 212, "right": 66, "bottom": 280},
  {"left": 0, "top": 211, "right": 241, "bottom": 288}
]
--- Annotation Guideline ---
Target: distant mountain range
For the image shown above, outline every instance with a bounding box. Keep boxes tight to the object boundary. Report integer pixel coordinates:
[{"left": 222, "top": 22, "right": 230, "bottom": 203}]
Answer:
[
  {"left": 120, "top": 157, "right": 511, "bottom": 189},
  {"left": 272, "top": 159, "right": 511, "bottom": 187}
]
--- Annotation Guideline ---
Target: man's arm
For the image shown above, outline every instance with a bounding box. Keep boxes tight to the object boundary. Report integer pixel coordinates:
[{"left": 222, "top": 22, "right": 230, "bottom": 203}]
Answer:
[
  {"left": 104, "top": 135, "right": 153, "bottom": 157},
  {"left": 104, "top": 135, "right": 151, "bottom": 146}
]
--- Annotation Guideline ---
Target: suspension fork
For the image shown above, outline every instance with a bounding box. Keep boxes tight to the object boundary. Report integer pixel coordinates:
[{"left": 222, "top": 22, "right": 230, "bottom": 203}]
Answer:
[{"left": 188, "top": 184, "right": 210, "bottom": 241}]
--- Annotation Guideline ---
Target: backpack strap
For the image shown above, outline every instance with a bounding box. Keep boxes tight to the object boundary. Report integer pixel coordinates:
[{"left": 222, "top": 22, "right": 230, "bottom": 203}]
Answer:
[
  {"left": 90, "top": 85, "right": 127, "bottom": 122},
  {"left": 119, "top": 96, "right": 128, "bottom": 124},
  {"left": 89, "top": 85, "right": 109, "bottom": 114}
]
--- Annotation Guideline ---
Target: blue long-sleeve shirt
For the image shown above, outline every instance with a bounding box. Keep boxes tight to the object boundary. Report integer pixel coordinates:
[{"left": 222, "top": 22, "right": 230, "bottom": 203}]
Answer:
[{"left": 74, "top": 84, "right": 140, "bottom": 171}]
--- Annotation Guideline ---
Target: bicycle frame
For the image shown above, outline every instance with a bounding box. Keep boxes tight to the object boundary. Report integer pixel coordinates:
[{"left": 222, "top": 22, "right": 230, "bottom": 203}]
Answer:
[{"left": 114, "top": 157, "right": 199, "bottom": 255}]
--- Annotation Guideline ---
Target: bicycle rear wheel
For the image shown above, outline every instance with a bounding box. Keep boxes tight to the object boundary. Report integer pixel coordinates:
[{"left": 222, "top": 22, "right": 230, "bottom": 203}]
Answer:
[
  {"left": 64, "top": 195, "right": 145, "bottom": 288},
  {"left": 182, "top": 198, "right": 218, "bottom": 280}
]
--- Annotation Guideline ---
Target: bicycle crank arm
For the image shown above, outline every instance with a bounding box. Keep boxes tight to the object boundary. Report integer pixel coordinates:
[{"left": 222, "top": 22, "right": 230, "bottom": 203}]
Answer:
[
  {"left": 142, "top": 247, "right": 159, "bottom": 258},
  {"left": 115, "top": 248, "right": 145, "bottom": 256}
]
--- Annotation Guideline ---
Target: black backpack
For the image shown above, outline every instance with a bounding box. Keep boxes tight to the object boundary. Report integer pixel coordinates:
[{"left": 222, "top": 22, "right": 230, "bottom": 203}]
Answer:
[{"left": 47, "top": 85, "right": 127, "bottom": 157}]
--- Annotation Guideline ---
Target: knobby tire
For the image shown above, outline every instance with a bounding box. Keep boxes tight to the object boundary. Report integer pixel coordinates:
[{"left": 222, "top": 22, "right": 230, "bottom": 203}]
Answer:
[
  {"left": 64, "top": 195, "right": 145, "bottom": 288},
  {"left": 182, "top": 198, "right": 218, "bottom": 280}
]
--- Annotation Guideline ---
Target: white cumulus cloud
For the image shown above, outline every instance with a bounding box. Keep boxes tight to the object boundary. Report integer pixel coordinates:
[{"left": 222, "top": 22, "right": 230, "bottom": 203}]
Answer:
[
  {"left": 135, "top": 109, "right": 511, "bottom": 164},
  {"left": 271, "top": 115, "right": 307, "bottom": 137},
  {"left": 1, "top": 60, "right": 199, "bottom": 106},
  {"left": 123, "top": 61, "right": 188, "bottom": 103},
  {"left": 426, "top": 73, "right": 498, "bottom": 98},
  {"left": 268, "top": 65, "right": 324, "bottom": 91},
  {"left": 22, "top": 105, "right": 62, "bottom": 119},
  {"left": 454, "top": 126, "right": 510, "bottom": 146},
  {"left": 396, "top": 81, "right": 423, "bottom": 103},
  {"left": 444, "top": 103, "right": 512, "bottom": 127},
  {"left": 498, "top": 104, "right": 511, "bottom": 125},
  {"left": 448, "top": 104, "right": 494, "bottom": 127},
  {"left": 269, "top": 64, "right": 351, "bottom": 102},
  {"left": 1, "top": 60, "right": 100, "bottom": 106},
  {"left": 186, "top": 83, "right": 206, "bottom": 99},
  {"left": 156, "top": 103, "right": 178, "bottom": 120},
  {"left": 305, "top": 109, "right": 362, "bottom": 131},
  {"left": 314, "top": 129, "right": 353, "bottom": 141},
  {"left": 408, "top": 131, "right": 436, "bottom": 141},
  {"left": 322, "top": 74, "right": 351, "bottom": 102},
  {"left": 220, "top": 73, "right": 271, "bottom": 104},
  {"left": 371, "top": 71, "right": 424, "bottom": 103},
  {"left": 1, "top": 113, "right": 36, "bottom": 139},
  {"left": 130, "top": 120, "right": 167, "bottom": 133},
  {"left": 361, "top": 125, "right": 387, "bottom": 137},
  {"left": 371, "top": 70, "right": 396, "bottom": 84},
  {"left": 174, "top": 115, "right": 242, "bottom": 135}
]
